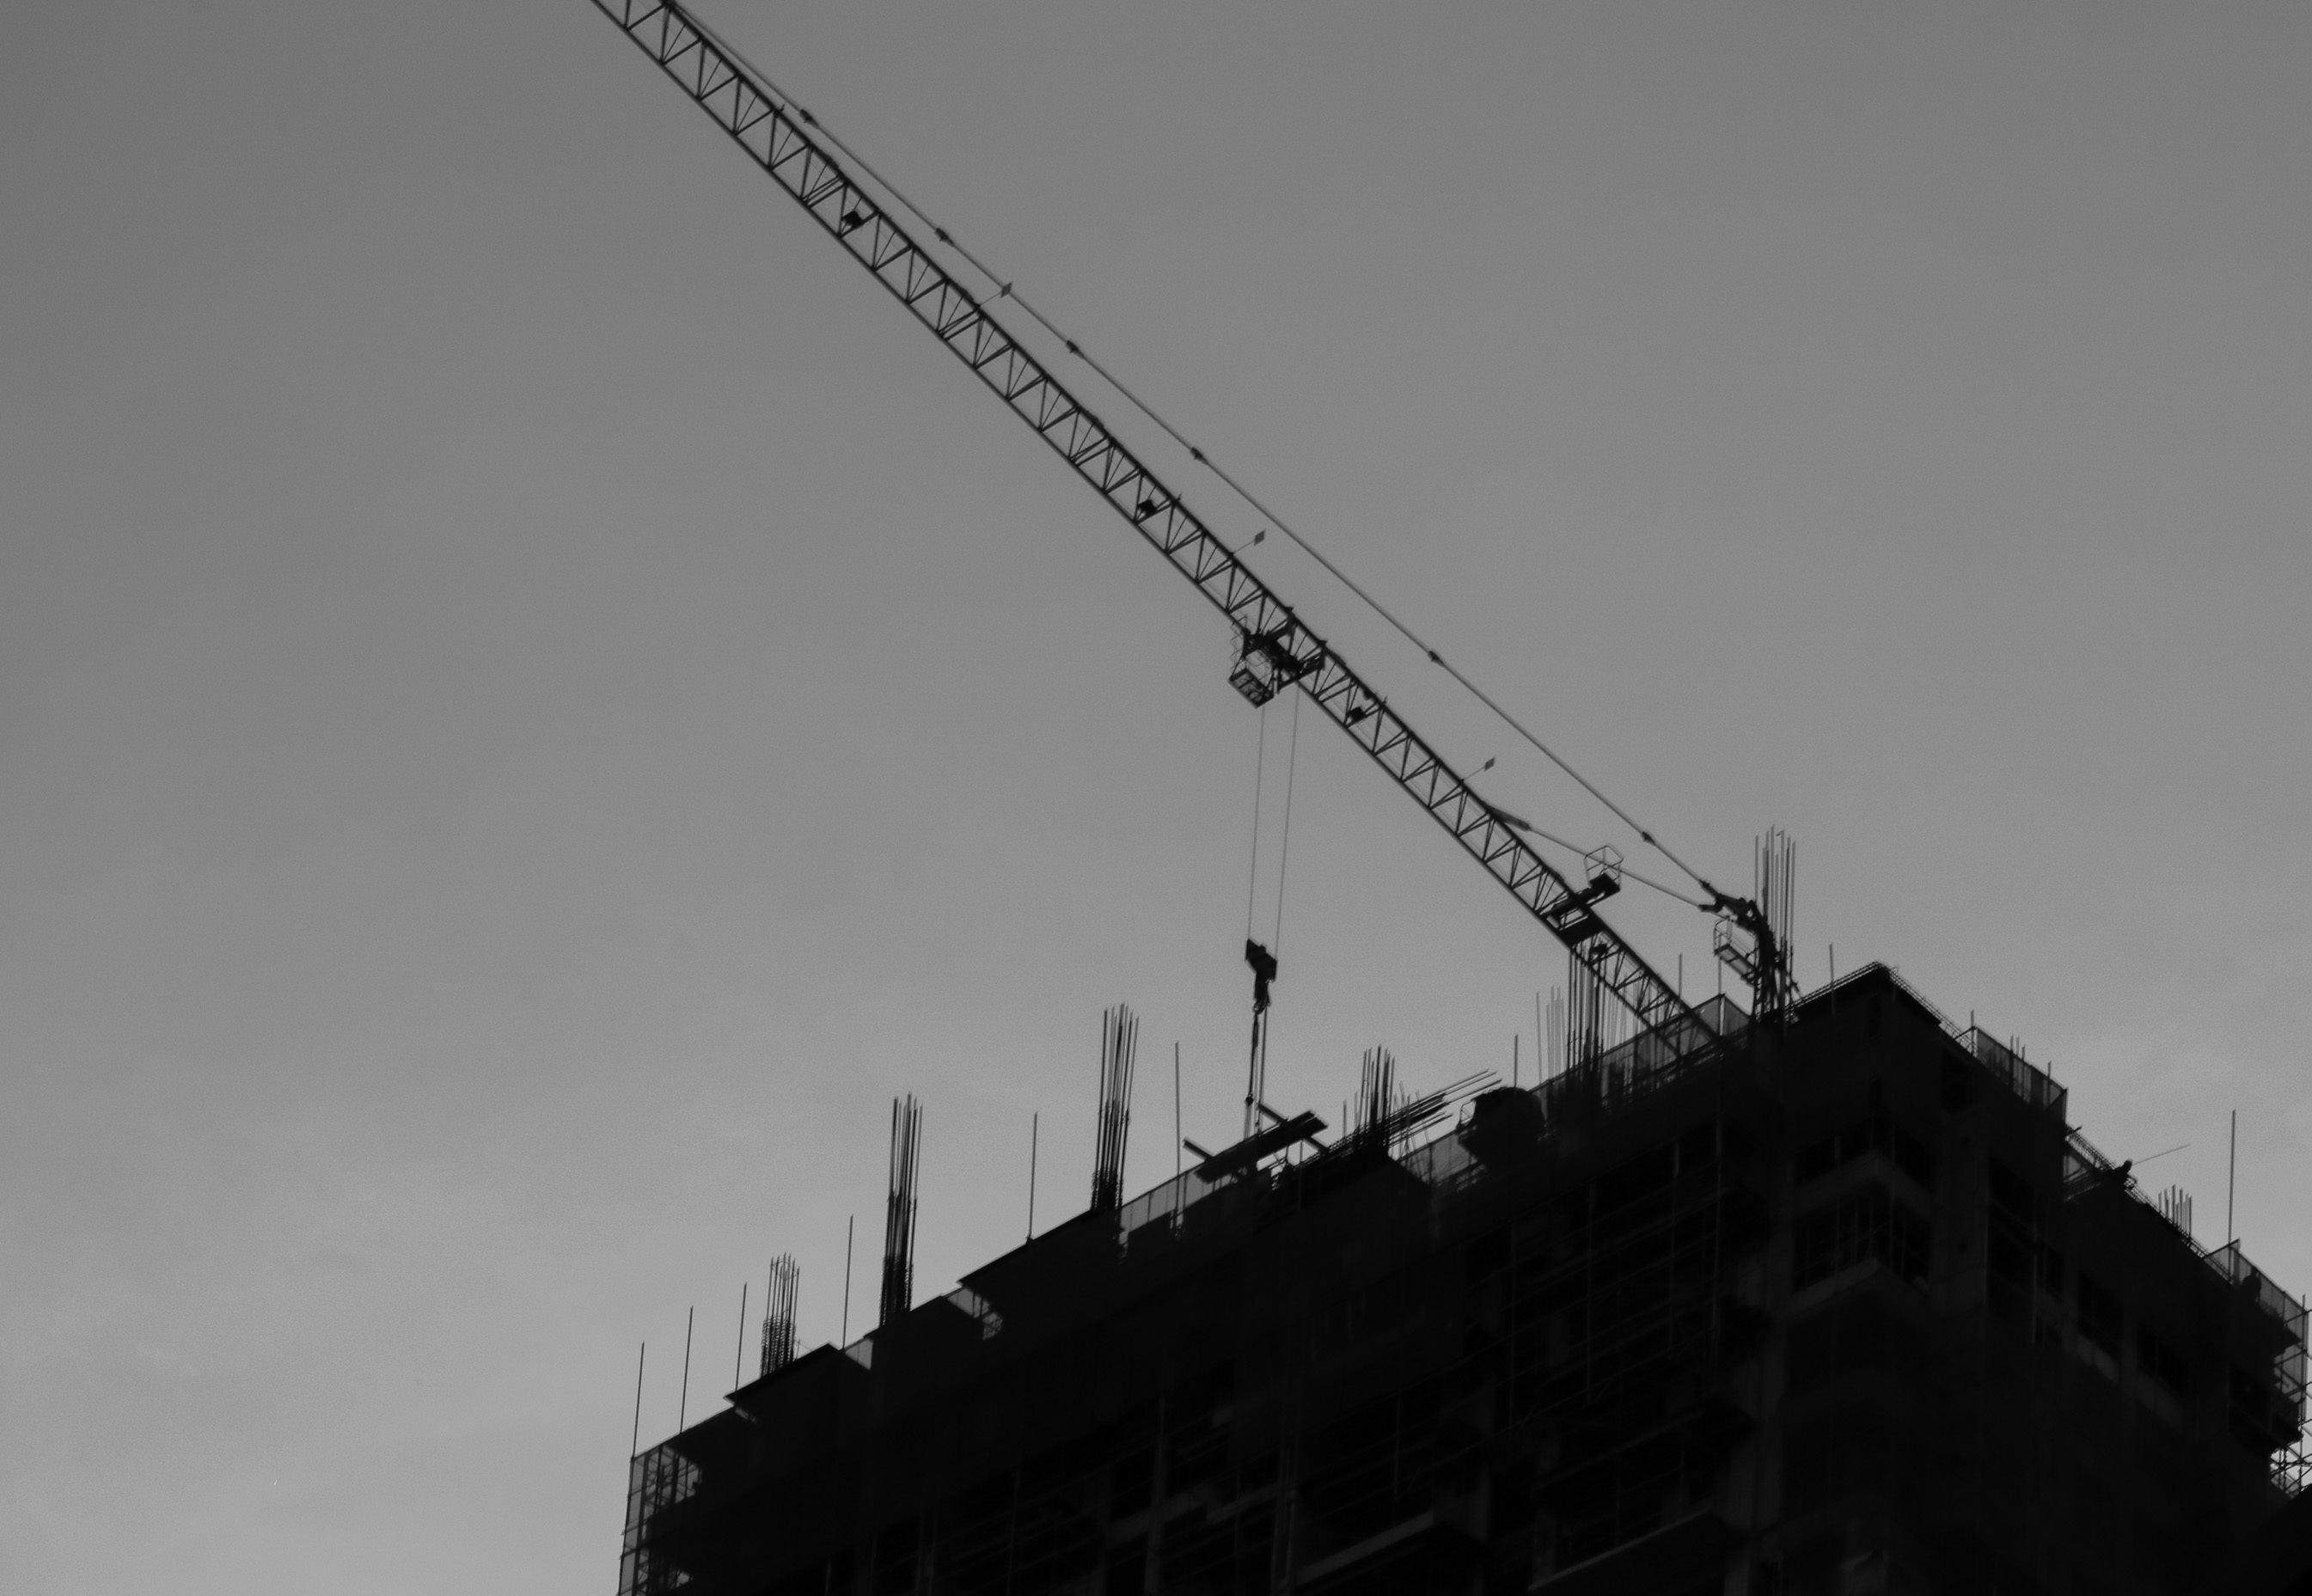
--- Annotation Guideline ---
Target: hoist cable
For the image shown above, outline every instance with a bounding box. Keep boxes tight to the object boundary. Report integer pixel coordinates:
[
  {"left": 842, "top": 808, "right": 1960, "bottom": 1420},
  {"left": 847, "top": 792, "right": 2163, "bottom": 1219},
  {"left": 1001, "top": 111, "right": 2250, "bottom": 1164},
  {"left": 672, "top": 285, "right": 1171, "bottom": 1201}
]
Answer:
[
  {"left": 1245, "top": 700, "right": 1267, "bottom": 944},
  {"left": 1272, "top": 690, "right": 1303, "bottom": 955}
]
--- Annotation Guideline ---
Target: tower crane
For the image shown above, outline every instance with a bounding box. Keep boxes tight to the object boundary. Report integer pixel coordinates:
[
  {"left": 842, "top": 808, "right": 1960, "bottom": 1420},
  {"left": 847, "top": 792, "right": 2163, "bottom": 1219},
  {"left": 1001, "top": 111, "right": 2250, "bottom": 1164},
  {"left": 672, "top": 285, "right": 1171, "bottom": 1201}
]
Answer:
[{"left": 585, "top": 1, "right": 1789, "bottom": 1088}]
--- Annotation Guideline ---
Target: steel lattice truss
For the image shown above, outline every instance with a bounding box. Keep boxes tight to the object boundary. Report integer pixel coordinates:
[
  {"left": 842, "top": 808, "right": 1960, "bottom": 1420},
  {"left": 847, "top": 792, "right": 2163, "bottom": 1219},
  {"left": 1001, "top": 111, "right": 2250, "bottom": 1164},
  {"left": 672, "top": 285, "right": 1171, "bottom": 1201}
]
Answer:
[{"left": 590, "top": 0, "right": 1719, "bottom": 1067}]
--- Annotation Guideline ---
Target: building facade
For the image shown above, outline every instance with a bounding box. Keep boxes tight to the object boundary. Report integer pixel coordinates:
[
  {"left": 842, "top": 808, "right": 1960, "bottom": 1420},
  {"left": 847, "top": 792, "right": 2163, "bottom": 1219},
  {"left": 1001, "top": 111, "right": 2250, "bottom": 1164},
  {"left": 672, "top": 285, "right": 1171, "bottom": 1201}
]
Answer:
[{"left": 621, "top": 964, "right": 2306, "bottom": 1595}]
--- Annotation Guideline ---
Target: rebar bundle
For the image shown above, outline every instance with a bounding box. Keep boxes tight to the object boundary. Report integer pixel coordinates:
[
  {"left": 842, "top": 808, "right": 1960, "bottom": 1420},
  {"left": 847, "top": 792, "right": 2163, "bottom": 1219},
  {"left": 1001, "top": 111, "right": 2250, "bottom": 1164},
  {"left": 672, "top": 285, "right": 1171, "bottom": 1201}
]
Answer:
[
  {"left": 1566, "top": 952, "right": 1628, "bottom": 1071},
  {"left": 1347, "top": 1048, "right": 1489, "bottom": 1157},
  {"left": 1090, "top": 1005, "right": 1139, "bottom": 1213},
  {"left": 879, "top": 1096, "right": 922, "bottom": 1330},
  {"left": 1756, "top": 827, "right": 1796, "bottom": 1016},
  {"left": 759, "top": 1254, "right": 799, "bottom": 1377},
  {"left": 1350, "top": 1047, "right": 1399, "bottom": 1148}
]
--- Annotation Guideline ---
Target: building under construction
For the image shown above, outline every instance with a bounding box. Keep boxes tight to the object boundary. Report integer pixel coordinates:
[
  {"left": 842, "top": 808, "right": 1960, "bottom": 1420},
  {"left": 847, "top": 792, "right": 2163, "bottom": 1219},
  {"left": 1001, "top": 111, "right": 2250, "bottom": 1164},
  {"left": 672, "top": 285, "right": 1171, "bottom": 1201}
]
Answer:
[
  {"left": 618, "top": 964, "right": 2306, "bottom": 1596},
  {"left": 580, "top": 8, "right": 2308, "bottom": 1592}
]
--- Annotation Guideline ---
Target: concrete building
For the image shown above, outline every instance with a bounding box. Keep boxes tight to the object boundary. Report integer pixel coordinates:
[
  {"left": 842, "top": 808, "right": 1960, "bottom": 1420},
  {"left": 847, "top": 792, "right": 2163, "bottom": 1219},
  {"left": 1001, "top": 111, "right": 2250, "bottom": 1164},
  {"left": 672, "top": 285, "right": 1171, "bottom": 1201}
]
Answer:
[{"left": 619, "top": 963, "right": 2305, "bottom": 1595}]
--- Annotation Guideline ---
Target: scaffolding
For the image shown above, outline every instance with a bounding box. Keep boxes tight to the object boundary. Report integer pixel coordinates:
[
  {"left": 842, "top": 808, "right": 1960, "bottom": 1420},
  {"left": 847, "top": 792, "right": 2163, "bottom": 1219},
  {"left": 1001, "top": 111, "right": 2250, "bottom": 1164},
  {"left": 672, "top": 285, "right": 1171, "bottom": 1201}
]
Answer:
[
  {"left": 620, "top": 1441, "right": 700, "bottom": 1596},
  {"left": 1493, "top": 1117, "right": 1767, "bottom": 1579},
  {"left": 618, "top": 964, "right": 2303, "bottom": 1596}
]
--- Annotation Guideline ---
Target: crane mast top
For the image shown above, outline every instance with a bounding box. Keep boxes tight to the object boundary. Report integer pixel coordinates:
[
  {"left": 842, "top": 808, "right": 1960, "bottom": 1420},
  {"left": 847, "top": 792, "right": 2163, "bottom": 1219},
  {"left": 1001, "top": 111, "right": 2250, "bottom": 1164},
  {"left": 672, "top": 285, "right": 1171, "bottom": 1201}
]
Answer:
[{"left": 590, "top": 0, "right": 1765, "bottom": 1068}]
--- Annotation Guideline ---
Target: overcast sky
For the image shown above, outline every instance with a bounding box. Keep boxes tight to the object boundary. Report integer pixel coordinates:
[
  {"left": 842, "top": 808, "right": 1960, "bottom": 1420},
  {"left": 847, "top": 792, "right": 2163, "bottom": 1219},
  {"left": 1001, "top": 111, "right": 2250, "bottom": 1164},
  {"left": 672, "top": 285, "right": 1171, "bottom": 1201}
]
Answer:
[{"left": 6, "top": 2, "right": 2309, "bottom": 1590}]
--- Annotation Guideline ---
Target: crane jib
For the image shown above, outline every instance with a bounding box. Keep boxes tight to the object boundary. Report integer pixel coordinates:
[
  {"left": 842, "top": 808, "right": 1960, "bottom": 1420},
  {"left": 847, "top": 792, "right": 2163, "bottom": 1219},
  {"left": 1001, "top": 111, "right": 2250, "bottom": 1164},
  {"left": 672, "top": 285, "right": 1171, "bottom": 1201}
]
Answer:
[{"left": 589, "top": 0, "right": 1720, "bottom": 1068}]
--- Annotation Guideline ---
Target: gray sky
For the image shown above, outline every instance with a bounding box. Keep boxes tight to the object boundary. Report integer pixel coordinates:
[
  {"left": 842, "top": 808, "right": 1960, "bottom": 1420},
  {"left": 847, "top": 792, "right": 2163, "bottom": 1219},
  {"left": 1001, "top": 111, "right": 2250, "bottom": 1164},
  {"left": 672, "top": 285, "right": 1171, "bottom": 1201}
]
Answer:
[{"left": 5, "top": 1, "right": 2308, "bottom": 1589}]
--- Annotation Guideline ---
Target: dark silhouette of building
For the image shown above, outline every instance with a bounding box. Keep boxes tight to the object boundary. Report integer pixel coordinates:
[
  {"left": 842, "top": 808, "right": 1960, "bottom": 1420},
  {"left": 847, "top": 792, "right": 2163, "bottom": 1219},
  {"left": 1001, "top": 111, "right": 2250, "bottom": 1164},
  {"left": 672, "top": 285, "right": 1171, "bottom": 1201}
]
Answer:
[
  {"left": 2198, "top": 1484, "right": 2312, "bottom": 1594},
  {"left": 620, "top": 964, "right": 2305, "bottom": 1595}
]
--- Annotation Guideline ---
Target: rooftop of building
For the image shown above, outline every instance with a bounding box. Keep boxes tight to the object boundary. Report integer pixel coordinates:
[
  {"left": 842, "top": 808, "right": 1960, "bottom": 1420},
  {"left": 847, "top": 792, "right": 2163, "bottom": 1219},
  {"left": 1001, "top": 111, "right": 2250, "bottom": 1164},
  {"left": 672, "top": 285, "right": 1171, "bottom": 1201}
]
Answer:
[{"left": 704, "top": 962, "right": 2303, "bottom": 1493}]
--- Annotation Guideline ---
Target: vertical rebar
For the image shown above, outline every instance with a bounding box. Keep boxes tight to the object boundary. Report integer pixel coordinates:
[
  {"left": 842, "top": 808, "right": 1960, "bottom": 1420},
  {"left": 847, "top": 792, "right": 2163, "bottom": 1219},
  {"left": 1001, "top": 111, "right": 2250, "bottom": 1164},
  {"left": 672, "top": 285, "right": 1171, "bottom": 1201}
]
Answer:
[
  {"left": 630, "top": 1341, "right": 645, "bottom": 1458},
  {"left": 733, "top": 1282, "right": 747, "bottom": 1390},
  {"left": 1092, "top": 1005, "right": 1138, "bottom": 1212},
  {"left": 1352, "top": 1048, "right": 1398, "bottom": 1152},
  {"left": 2228, "top": 1108, "right": 2239, "bottom": 1246},
  {"left": 760, "top": 1256, "right": 799, "bottom": 1377},
  {"left": 880, "top": 1097, "right": 923, "bottom": 1329},
  {"left": 839, "top": 1215, "right": 853, "bottom": 1346},
  {"left": 1535, "top": 991, "right": 1545, "bottom": 1082}
]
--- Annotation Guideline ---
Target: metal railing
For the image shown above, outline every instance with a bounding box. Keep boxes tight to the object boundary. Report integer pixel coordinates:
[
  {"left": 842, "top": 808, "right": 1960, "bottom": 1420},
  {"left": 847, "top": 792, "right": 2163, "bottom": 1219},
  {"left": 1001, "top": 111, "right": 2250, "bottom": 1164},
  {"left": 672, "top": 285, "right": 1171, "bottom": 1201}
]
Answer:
[{"left": 1956, "top": 1027, "right": 2067, "bottom": 1118}]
